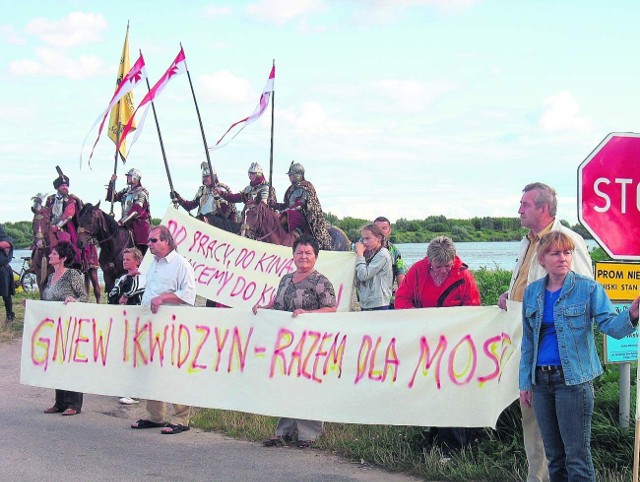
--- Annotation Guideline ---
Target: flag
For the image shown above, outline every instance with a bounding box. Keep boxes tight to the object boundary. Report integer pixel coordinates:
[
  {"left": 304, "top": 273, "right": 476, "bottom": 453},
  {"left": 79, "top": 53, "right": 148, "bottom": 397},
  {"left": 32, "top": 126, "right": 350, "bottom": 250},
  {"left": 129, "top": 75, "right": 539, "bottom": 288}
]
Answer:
[
  {"left": 117, "top": 48, "right": 187, "bottom": 155},
  {"left": 211, "top": 64, "right": 275, "bottom": 150},
  {"left": 108, "top": 25, "right": 137, "bottom": 163},
  {"left": 82, "top": 53, "right": 147, "bottom": 167}
]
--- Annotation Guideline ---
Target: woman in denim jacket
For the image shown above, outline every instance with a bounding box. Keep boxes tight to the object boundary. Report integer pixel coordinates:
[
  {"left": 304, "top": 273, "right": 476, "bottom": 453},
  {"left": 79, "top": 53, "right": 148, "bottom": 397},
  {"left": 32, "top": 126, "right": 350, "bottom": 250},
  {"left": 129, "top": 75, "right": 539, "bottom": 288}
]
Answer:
[{"left": 519, "top": 231, "right": 640, "bottom": 482}]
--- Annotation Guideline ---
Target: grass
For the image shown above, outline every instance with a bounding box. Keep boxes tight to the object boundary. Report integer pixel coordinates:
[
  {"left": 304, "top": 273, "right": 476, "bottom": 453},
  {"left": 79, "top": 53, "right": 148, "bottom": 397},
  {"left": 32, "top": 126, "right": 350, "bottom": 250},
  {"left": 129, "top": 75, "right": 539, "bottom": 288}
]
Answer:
[{"left": 4, "top": 271, "right": 637, "bottom": 481}]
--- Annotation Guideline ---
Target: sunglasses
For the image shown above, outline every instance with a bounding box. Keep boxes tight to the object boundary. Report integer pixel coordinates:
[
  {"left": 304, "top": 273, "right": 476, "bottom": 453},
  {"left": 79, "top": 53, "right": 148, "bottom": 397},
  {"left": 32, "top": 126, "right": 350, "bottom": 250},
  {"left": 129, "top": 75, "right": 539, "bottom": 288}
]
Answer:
[{"left": 147, "top": 237, "right": 159, "bottom": 243}]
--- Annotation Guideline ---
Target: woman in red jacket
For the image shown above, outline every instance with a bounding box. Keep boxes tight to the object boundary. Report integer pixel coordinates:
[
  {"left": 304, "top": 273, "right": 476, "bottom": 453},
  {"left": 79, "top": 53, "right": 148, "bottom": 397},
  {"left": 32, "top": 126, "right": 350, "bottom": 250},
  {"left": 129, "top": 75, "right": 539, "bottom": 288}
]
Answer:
[{"left": 394, "top": 236, "right": 481, "bottom": 457}]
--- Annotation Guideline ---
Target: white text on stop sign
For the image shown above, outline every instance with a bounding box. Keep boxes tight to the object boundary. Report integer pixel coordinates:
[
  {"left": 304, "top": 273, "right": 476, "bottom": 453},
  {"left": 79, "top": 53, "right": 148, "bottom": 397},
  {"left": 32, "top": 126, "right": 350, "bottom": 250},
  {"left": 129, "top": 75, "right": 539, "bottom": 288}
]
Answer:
[{"left": 593, "top": 177, "right": 640, "bottom": 214}]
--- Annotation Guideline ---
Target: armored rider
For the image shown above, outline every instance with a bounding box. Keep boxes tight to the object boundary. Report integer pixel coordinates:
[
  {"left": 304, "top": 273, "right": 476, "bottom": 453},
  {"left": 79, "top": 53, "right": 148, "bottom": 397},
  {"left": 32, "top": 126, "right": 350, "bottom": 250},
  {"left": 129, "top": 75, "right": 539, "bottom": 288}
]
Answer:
[
  {"left": 171, "top": 162, "right": 238, "bottom": 224},
  {"left": 45, "top": 167, "right": 90, "bottom": 267},
  {"left": 218, "top": 162, "right": 277, "bottom": 209},
  {"left": 106, "top": 168, "right": 151, "bottom": 255},
  {"left": 278, "top": 161, "right": 332, "bottom": 250}
]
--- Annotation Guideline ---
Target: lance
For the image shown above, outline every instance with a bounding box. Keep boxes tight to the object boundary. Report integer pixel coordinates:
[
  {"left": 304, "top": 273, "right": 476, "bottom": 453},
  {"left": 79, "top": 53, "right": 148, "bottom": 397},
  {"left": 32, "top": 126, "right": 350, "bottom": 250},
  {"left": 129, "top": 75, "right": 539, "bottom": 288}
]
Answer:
[
  {"left": 142, "top": 58, "right": 177, "bottom": 208},
  {"left": 182, "top": 43, "right": 215, "bottom": 187},
  {"left": 268, "top": 59, "right": 276, "bottom": 205}
]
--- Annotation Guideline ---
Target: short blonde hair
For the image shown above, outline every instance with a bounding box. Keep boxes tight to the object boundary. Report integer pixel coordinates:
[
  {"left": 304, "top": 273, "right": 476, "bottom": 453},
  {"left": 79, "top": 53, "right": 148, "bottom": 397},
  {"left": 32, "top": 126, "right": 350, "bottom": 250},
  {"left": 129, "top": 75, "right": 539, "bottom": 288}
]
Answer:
[
  {"left": 123, "top": 247, "right": 143, "bottom": 265},
  {"left": 537, "top": 231, "right": 575, "bottom": 259},
  {"left": 427, "top": 236, "right": 456, "bottom": 265}
]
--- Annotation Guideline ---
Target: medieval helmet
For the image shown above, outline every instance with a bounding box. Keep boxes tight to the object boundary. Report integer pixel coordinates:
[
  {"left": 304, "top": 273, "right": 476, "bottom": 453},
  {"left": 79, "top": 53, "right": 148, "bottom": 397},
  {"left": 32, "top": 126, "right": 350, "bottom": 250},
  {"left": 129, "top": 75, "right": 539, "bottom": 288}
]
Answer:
[
  {"left": 126, "top": 168, "right": 142, "bottom": 183},
  {"left": 248, "top": 162, "right": 263, "bottom": 175},
  {"left": 53, "top": 166, "right": 70, "bottom": 189},
  {"left": 286, "top": 161, "right": 305, "bottom": 177},
  {"left": 201, "top": 162, "right": 216, "bottom": 178}
]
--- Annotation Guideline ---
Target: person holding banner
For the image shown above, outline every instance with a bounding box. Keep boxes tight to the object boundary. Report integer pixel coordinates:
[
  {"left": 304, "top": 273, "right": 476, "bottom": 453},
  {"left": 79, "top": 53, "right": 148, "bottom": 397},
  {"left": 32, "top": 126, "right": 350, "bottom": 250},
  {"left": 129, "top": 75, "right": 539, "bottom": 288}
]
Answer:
[
  {"left": 354, "top": 224, "right": 393, "bottom": 311},
  {"left": 131, "top": 225, "right": 196, "bottom": 435},
  {"left": 253, "top": 234, "right": 337, "bottom": 447},
  {"left": 394, "top": 235, "right": 481, "bottom": 457},
  {"left": 42, "top": 241, "right": 88, "bottom": 416},
  {"left": 520, "top": 231, "right": 640, "bottom": 482}
]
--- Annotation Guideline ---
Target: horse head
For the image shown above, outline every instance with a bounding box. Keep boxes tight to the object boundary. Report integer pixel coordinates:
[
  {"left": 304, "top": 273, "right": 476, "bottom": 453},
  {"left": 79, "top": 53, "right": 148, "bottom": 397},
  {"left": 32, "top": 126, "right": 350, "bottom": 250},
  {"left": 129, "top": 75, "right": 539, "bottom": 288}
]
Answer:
[
  {"left": 77, "top": 201, "right": 107, "bottom": 249},
  {"left": 243, "top": 200, "right": 287, "bottom": 243}
]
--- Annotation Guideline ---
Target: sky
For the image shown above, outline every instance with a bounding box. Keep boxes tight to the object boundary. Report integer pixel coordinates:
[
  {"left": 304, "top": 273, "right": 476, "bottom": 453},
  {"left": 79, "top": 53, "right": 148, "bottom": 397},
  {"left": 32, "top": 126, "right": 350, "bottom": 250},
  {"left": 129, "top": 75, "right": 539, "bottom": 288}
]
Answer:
[{"left": 1, "top": 0, "right": 639, "bottom": 225}]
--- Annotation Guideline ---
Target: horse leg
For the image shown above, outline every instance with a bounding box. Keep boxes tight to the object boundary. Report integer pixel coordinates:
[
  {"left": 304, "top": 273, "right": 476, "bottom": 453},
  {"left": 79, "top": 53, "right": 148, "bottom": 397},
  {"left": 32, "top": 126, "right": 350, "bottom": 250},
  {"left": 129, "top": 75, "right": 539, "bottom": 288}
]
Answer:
[{"left": 89, "top": 268, "right": 101, "bottom": 303}]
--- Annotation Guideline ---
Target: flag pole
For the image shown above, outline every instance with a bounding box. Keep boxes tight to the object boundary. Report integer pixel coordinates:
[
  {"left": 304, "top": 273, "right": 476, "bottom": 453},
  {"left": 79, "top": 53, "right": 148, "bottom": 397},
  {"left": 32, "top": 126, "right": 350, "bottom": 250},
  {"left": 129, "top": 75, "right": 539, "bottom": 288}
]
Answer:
[
  {"left": 181, "top": 43, "right": 215, "bottom": 181},
  {"left": 268, "top": 59, "right": 276, "bottom": 205},
  {"left": 143, "top": 70, "right": 177, "bottom": 207},
  {"left": 109, "top": 21, "right": 130, "bottom": 216}
]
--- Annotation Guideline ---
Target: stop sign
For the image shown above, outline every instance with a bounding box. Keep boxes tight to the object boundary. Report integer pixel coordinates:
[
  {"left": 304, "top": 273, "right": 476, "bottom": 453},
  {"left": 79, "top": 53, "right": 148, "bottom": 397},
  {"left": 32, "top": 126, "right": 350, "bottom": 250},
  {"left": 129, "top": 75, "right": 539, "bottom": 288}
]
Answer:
[{"left": 578, "top": 132, "right": 640, "bottom": 260}]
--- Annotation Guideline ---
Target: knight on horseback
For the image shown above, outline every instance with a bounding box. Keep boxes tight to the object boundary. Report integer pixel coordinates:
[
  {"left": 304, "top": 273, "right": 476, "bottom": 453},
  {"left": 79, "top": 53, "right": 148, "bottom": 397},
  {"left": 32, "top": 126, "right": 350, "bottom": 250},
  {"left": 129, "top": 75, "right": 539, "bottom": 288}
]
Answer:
[
  {"left": 106, "top": 168, "right": 151, "bottom": 255},
  {"left": 277, "top": 161, "right": 332, "bottom": 250},
  {"left": 45, "top": 167, "right": 98, "bottom": 270},
  {"left": 218, "top": 162, "right": 277, "bottom": 209},
  {"left": 171, "top": 162, "right": 239, "bottom": 225}
]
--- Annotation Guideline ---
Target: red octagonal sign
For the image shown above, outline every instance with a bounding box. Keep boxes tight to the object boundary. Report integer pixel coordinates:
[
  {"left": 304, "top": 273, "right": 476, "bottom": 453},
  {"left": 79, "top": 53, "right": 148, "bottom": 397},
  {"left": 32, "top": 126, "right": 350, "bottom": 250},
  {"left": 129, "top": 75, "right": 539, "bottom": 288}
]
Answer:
[{"left": 578, "top": 132, "right": 640, "bottom": 260}]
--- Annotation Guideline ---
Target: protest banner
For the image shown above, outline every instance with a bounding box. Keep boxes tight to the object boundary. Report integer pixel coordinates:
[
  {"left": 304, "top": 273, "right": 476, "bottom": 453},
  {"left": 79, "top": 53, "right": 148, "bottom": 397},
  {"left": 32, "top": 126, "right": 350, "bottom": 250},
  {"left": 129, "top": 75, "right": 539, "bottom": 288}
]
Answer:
[
  {"left": 21, "top": 300, "right": 521, "bottom": 428},
  {"left": 141, "top": 206, "right": 355, "bottom": 311}
]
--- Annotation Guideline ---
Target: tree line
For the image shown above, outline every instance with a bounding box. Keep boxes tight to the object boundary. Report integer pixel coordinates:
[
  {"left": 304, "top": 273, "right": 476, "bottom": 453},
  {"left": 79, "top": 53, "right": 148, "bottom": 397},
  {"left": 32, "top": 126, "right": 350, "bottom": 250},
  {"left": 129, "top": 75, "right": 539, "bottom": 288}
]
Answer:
[
  {"left": 326, "top": 213, "right": 593, "bottom": 243},
  {"left": 4, "top": 214, "right": 593, "bottom": 249}
]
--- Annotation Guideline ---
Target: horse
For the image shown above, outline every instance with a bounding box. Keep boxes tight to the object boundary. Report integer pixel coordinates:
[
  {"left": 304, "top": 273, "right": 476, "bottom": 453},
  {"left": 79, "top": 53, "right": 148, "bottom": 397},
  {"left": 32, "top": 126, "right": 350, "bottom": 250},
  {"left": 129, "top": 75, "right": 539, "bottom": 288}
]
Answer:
[
  {"left": 77, "top": 202, "right": 134, "bottom": 294},
  {"left": 30, "top": 195, "right": 102, "bottom": 302},
  {"left": 243, "top": 200, "right": 350, "bottom": 251}
]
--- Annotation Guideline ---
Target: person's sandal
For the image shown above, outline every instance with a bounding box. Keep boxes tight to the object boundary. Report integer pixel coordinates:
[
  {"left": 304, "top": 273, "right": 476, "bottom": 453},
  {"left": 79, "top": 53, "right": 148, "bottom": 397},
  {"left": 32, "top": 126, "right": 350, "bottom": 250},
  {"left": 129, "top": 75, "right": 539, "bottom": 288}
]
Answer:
[
  {"left": 131, "top": 419, "right": 166, "bottom": 429},
  {"left": 296, "top": 440, "right": 314, "bottom": 448},
  {"left": 61, "top": 408, "right": 79, "bottom": 416},
  {"left": 161, "top": 423, "right": 190, "bottom": 434},
  {"left": 44, "top": 406, "right": 62, "bottom": 414},
  {"left": 263, "top": 436, "right": 286, "bottom": 447}
]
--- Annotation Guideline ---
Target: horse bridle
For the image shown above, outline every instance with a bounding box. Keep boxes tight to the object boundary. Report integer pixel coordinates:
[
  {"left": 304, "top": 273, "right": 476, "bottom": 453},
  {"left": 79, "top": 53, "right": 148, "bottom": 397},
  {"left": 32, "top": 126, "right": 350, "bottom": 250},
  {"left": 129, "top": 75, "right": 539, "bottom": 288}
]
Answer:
[{"left": 244, "top": 203, "right": 278, "bottom": 242}]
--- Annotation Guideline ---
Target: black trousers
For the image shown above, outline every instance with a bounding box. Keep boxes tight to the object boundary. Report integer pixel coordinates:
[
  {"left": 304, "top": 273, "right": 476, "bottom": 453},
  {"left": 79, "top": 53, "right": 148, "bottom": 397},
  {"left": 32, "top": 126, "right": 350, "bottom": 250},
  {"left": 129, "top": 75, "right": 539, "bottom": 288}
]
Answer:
[{"left": 54, "top": 390, "right": 83, "bottom": 411}]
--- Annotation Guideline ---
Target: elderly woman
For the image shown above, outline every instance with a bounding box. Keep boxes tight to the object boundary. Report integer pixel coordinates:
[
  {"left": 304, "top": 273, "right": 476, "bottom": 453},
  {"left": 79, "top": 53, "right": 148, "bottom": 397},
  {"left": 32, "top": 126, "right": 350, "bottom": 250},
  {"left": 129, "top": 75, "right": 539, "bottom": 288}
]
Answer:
[
  {"left": 520, "top": 232, "right": 640, "bottom": 481},
  {"left": 395, "top": 235, "right": 481, "bottom": 456},
  {"left": 354, "top": 223, "right": 393, "bottom": 311},
  {"left": 42, "top": 241, "right": 88, "bottom": 416},
  {"left": 253, "top": 234, "right": 337, "bottom": 447}
]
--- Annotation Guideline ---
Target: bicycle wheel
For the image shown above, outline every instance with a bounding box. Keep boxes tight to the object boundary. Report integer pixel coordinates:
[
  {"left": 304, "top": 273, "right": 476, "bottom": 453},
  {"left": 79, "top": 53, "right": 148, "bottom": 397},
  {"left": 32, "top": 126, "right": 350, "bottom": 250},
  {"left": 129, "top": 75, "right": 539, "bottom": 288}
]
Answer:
[{"left": 20, "top": 271, "right": 38, "bottom": 292}]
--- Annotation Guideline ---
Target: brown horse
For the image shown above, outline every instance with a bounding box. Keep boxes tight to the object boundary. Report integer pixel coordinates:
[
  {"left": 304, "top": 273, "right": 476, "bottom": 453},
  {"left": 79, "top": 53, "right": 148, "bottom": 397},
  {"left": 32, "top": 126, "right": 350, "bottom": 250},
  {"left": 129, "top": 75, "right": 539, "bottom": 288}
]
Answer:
[
  {"left": 30, "top": 197, "right": 102, "bottom": 301},
  {"left": 243, "top": 200, "right": 350, "bottom": 251},
  {"left": 77, "top": 202, "right": 134, "bottom": 294}
]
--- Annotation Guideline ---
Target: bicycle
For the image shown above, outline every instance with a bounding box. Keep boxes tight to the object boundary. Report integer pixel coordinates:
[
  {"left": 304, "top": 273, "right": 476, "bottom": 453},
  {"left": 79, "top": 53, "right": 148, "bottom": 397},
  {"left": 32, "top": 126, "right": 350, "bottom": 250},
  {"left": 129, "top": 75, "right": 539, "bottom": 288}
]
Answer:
[{"left": 12, "top": 257, "right": 38, "bottom": 293}]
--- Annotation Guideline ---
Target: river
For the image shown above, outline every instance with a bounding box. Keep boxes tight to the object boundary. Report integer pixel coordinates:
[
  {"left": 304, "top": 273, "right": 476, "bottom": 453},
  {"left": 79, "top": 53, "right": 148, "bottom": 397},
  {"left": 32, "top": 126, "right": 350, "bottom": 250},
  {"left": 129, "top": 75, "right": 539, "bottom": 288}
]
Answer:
[{"left": 10, "top": 240, "right": 600, "bottom": 280}]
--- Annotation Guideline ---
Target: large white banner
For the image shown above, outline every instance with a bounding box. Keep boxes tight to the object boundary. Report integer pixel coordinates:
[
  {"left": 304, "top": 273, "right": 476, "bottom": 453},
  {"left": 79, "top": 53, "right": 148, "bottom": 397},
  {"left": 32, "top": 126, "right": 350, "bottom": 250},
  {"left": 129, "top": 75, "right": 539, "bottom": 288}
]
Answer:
[
  {"left": 21, "top": 300, "right": 522, "bottom": 428},
  {"left": 142, "top": 206, "right": 355, "bottom": 311}
]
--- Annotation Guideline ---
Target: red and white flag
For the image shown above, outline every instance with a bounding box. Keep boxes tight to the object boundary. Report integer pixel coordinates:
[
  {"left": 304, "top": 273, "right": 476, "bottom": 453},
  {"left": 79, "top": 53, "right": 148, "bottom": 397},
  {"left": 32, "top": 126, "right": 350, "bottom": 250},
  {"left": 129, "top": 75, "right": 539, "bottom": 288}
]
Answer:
[
  {"left": 211, "top": 64, "right": 275, "bottom": 150},
  {"left": 117, "top": 48, "right": 187, "bottom": 155},
  {"left": 82, "top": 54, "right": 147, "bottom": 167}
]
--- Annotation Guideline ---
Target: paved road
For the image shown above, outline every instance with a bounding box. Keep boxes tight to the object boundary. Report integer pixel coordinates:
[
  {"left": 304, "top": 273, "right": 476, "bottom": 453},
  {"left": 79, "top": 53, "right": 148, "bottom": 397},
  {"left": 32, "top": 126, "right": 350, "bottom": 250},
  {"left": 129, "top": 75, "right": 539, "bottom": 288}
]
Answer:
[{"left": 0, "top": 339, "right": 419, "bottom": 482}]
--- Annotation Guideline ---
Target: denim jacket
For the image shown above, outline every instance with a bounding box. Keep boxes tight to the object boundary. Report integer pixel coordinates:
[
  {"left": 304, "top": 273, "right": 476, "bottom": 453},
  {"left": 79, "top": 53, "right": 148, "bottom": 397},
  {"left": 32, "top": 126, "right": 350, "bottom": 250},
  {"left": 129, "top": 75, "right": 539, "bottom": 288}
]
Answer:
[{"left": 519, "top": 271, "right": 637, "bottom": 390}]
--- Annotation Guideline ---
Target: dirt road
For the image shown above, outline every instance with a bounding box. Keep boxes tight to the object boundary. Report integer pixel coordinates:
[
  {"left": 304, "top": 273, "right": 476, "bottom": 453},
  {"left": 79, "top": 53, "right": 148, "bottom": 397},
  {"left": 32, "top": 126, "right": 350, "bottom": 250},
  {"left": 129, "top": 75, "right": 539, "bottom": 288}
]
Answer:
[{"left": 0, "top": 338, "right": 418, "bottom": 482}]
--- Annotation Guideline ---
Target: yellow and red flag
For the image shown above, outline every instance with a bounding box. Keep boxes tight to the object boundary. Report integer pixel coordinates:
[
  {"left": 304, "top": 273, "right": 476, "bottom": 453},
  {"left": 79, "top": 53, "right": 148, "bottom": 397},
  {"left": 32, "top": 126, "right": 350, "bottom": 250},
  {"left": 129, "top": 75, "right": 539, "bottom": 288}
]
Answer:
[{"left": 108, "top": 24, "right": 137, "bottom": 162}]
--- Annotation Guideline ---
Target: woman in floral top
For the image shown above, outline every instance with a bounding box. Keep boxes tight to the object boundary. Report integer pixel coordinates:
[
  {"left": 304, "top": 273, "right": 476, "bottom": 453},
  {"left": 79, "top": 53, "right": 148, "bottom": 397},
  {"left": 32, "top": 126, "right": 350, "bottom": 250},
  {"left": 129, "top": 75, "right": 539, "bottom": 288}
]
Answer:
[
  {"left": 253, "top": 234, "right": 337, "bottom": 447},
  {"left": 42, "top": 241, "right": 87, "bottom": 416}
]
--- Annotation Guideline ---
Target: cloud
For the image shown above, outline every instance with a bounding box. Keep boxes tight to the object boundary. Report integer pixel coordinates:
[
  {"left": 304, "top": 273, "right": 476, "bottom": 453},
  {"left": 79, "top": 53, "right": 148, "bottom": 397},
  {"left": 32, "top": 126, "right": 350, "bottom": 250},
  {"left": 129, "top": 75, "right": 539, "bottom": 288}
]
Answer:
[
  {"left": 358, "top": 0, "right": 477, "bottom": 23},
  {"left": 25, "top": 12, "right": 107, "bottom": 48},
  {"left": 9, "top": 47, "right": 104, "bottom": 79},
  {"left": 370, "top": 79, "right": 458, "bottom": 112},
  {"left": 0, "top": 25, "right": 26, "bottom": 45},
  {"left": 198, "top": 71, "right": 254, "bottom": 103},
  {"left": 246, "top": 0, "right": 324, "bottom": 26},
  {"left": 539, "top": 91, "right": 592, "bottom": 133},
  {"left": 203, "top": 5, "right": 232, "bottom": 17}
]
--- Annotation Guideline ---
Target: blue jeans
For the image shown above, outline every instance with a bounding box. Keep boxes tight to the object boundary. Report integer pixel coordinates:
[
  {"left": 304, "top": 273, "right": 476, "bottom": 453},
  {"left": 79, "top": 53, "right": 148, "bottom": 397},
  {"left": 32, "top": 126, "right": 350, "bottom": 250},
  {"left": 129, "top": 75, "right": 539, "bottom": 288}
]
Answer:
[{"left": 532, "top": 368, "right": 595, "bottom": 482}]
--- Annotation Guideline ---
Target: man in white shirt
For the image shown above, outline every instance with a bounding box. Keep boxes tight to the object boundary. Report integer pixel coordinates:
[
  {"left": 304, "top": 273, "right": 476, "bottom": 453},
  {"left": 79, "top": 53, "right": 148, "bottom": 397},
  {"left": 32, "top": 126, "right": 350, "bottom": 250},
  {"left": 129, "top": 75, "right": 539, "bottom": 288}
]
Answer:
[
  {"left": 131, "top": 225, "right": 196, "bottom": 435},
  {"left": 498, "top": 182, "right": 593, "bottom": 482}
]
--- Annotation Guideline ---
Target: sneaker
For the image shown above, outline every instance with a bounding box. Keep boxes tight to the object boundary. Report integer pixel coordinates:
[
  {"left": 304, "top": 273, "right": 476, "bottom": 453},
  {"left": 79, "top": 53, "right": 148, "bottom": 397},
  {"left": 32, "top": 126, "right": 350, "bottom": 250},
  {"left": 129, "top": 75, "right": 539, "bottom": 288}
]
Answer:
[{"left": 119, "top": 397, "right": 139, "bottom": 405}]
